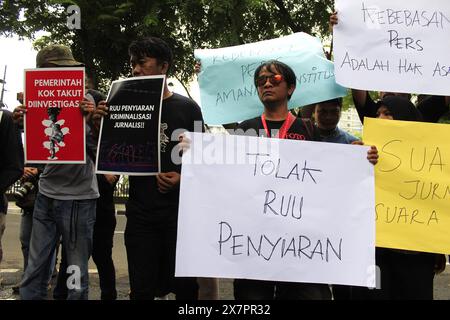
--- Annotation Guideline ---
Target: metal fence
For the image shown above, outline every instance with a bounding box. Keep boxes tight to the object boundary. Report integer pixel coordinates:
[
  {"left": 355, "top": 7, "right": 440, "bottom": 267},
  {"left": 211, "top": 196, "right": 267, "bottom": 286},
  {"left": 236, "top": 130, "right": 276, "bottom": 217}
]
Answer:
[
  {"left": 113, "top": 180, "right": 129, "bottom": 203},
  {"left": 6, "top": 179, "right": 130, "bottom": 203}
]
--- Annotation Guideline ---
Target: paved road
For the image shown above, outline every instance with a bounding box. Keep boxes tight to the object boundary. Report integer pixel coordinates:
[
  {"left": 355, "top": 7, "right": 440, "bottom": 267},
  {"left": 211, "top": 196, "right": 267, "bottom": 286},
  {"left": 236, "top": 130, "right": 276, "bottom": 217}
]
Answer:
[
  {"left": 0, "top": 205, "right": 131, "bottom": 300},
  {"left": 0, "top": 204, "right": 449, "bottom": 300}
]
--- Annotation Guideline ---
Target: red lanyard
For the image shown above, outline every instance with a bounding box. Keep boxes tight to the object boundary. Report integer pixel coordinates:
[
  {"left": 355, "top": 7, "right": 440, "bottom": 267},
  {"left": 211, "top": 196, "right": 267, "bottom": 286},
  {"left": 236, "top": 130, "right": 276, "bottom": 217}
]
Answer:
[{"left": 261, "top": 112, "right": 296, "bottom": 139}]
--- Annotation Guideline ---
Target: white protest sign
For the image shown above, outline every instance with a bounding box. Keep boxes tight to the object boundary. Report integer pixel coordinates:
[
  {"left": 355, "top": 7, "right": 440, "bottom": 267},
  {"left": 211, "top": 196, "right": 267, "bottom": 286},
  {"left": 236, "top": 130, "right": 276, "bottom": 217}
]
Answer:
[
  {"left": 333, "top": 0, "right": 450, "bottom": 95},
  {"left": 176, "top": 132, "right": 375, "bottom": 287}
]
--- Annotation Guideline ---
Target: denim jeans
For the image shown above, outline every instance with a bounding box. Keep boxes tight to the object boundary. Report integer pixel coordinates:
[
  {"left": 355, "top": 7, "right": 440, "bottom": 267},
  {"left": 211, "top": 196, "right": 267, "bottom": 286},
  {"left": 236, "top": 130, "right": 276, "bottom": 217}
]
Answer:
[
  {"left": 20, "top": 210, "right": 33, "bottom": 271},
  {"left": 20, "top": 192, "right": 96, "bottom": 300},
  {"left": 19, "top": 210, "right": 56, "bottom": 288},
  {"left": 53, "top": 176, "right": 118, "bottom": 300}
]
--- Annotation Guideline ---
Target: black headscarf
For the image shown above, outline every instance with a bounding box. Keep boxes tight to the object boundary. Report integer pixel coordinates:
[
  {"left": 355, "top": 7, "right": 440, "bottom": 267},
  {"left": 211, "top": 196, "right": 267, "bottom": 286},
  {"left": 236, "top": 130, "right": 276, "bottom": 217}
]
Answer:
[{"left": 377, "top": 96, "right": 423, "bottom": 122}]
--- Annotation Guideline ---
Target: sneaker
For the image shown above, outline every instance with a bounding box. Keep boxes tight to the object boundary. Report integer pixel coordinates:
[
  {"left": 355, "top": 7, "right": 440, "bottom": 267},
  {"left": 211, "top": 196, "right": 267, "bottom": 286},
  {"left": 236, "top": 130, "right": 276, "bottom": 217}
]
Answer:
[{"left": 12, "top": 282, "right": 20, "bottom": 294}]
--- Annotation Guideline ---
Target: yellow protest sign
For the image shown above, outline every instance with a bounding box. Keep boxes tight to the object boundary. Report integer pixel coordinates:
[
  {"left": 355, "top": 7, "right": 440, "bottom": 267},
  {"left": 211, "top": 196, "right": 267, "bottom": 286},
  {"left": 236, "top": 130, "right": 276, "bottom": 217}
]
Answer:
[{"left": 363, "top": 117, "right": 450, "bottom": 254}]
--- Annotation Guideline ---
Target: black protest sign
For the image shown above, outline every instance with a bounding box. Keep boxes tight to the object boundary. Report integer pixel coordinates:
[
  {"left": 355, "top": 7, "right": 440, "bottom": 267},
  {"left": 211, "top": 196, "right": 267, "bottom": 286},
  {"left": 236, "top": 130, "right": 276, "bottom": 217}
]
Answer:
[{"left": 96, "top": 75, "right": 165, "bottom": 175}]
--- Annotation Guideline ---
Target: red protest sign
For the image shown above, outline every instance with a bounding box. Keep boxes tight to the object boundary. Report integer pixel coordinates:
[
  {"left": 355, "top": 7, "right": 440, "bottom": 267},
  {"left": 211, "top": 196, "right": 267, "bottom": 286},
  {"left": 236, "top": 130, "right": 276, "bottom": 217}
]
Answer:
[{"left": 24, "top": 68, "right": 86, "bottom": 163}]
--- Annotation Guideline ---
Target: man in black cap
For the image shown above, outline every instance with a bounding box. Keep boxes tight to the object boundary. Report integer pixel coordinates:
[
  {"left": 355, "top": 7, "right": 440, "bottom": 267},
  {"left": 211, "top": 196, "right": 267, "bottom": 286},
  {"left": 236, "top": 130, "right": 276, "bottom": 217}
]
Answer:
[{"left": 14, "top": 44, "right": 99, "bottom": 300}]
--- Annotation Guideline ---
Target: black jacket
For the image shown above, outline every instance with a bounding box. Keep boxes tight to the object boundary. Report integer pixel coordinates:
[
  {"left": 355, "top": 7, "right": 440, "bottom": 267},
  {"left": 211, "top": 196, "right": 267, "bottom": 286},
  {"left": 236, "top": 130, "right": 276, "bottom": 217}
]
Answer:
[{"left": 0, "top": 109, "right": 23, "bottom": 212}]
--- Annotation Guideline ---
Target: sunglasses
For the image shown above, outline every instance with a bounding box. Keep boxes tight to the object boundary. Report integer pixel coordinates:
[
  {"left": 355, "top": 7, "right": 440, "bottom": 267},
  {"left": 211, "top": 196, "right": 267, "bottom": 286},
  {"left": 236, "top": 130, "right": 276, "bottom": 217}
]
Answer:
[{"left": 255, "top": 74, "right": 284, "bottom": 87}]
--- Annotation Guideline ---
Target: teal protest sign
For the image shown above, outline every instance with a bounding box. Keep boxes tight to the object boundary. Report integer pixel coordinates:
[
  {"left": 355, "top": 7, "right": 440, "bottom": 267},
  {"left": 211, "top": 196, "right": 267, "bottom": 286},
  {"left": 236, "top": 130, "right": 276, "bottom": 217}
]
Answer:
[{"left": 195, "top": 32, "right": 348, "bottom": 125}]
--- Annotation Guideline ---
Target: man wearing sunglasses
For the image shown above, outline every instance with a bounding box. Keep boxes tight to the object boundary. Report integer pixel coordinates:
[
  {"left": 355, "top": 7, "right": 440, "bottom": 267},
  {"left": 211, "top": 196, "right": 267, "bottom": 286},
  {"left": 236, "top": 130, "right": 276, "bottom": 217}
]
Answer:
[
  {"left": 237, "top": 60, "right": 320, "bottom": 141},
  {"left": 234, "top": 60, "right": 330, "bottom": 300},
  {"left": 234, "top": 60, "right": 378, "bottom": 300}
]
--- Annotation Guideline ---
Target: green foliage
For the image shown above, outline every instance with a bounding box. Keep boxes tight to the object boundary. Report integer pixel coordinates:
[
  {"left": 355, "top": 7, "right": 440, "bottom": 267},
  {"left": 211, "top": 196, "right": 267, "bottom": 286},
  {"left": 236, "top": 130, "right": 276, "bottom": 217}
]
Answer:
[
  {"left": 0, "top": 0, "right": 335, "bottom": 93},
  {"left": 438, "top": 112, "right": 450, "bottom": 124}
]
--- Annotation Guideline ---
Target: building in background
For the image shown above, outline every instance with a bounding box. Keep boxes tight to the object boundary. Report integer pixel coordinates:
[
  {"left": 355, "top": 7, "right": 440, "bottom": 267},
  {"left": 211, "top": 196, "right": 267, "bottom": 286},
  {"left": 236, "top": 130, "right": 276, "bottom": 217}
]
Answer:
[{"left": 338, "top": 106, "right": 363, "bottom": 137}]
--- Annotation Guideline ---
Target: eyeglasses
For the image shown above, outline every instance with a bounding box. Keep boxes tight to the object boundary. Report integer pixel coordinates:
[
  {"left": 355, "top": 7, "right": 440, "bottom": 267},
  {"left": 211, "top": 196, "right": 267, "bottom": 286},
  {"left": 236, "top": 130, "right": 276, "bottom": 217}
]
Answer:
[{"left": 255, "top": 74, "right": 284, "bottom": 87}]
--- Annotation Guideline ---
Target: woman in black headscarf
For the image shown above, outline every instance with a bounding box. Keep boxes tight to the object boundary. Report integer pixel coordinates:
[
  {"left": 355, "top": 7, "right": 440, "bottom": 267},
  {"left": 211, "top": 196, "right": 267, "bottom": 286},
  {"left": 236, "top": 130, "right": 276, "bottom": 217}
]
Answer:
[{"left": 376, "top": 96, "right": 423, "bottom": 122}]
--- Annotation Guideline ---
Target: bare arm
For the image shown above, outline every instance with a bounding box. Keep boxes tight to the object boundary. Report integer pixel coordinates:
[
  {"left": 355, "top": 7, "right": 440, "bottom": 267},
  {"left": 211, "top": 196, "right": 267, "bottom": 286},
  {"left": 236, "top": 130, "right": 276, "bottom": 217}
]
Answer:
[{"left": 352, "top": 89, "right": 368, "bottom": 108}]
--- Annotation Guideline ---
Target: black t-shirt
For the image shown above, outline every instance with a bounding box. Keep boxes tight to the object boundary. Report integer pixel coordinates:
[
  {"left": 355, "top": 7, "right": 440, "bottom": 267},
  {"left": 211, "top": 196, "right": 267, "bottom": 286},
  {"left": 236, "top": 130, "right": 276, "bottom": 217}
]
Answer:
[
  {"left": 417, "top": 95, "right": 449, "bottom": 123},
  {"left": 127, "top": 93, "right": 204, "bottom": 219},
  {"left": 237, "top": 116, "right": 321, "bottom": 141}
]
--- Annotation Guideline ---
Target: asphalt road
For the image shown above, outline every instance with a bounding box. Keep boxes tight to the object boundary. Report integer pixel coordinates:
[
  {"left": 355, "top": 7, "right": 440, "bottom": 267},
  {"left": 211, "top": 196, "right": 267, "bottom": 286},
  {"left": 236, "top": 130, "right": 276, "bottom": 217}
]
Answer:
[{"left": 0, "top": 204, "right": 449, "bottom": 300}]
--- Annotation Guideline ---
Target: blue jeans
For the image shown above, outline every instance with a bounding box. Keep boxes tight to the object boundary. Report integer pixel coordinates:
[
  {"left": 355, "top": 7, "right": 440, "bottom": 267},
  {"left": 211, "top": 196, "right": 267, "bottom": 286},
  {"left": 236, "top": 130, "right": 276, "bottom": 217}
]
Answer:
[
  {"left": 20, "top": 210, "right": 33, "bottom": 271},
  {"left": 19, "top": 210, "right": 56, "bottom": 285},
  {"left": 20, "top": 192, "right": 96, "bottom": 300}
]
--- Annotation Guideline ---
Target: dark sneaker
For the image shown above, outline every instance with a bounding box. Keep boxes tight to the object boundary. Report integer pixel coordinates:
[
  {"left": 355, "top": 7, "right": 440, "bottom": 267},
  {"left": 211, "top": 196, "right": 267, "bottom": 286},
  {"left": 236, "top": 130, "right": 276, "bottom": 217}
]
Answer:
[{"left": 12, "top": 283, "right": 20, "bottom": 294}]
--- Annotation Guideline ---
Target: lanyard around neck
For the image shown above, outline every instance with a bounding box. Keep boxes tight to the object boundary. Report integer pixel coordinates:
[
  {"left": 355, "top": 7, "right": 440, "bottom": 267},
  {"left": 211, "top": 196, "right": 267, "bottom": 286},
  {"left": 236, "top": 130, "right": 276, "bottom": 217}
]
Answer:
[{"left": 261, "top": 112, "right": 295, "bottom": 139}]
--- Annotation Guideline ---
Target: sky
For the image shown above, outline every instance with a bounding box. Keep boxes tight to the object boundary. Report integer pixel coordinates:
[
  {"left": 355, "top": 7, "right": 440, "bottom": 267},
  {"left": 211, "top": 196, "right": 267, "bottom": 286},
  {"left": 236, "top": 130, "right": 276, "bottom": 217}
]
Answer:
[
  {"left": 0, "top": 36, "right": 37, "bottom": 111},
  {"left": 0, "top": 36, "right": 201, "bottom": 112}
]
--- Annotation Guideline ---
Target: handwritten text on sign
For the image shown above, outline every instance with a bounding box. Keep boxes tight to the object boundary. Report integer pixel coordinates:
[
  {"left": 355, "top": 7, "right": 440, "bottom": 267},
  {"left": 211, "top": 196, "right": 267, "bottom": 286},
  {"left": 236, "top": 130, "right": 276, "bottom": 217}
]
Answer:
[
  {"left": 176, "top": 132, "right": 375, "bottom": 287},
  {"left": 333, "top": 0, "right": 450, "bottom": 95},
  {"left": 195, "top": 33, "right": 347, "bottom": 125},
  {"left": 363, "top": 118, "right": 450, "bottom": 254}
]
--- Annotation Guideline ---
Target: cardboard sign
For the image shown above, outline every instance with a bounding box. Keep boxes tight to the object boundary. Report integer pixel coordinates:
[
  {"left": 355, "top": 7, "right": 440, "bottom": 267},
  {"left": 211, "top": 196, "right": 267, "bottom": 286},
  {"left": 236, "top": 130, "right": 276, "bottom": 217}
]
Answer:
[
  {"left": 195, "top": 33, "right": 348, "bottom": 125},
  {"left": 96, "top": 75, "right": 165, "bottom": 175},
  {"left": 176, "top": 132, "right": 376, "bottom": 287},
  {"left": 334, "top": 0, "right": 450, "bottom": 95},
  {"left": 363, "top": 117, "right": 450, "bottom": 254},
  {"left": 24, "top": 68, "right": 85, "bottom": 163}
]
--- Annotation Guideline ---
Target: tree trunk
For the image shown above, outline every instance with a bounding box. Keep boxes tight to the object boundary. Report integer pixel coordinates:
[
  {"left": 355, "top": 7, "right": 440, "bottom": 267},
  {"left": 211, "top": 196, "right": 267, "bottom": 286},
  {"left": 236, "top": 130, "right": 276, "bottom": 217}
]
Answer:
[
  {"left": 175, "top": 75, "right": 193, "bottom": 100},
  {"left": 75, "top": 28, "right": 98, "bottom": 89},
  {"left": 270, "top": 0, "right": 302, "bottom": 33}
]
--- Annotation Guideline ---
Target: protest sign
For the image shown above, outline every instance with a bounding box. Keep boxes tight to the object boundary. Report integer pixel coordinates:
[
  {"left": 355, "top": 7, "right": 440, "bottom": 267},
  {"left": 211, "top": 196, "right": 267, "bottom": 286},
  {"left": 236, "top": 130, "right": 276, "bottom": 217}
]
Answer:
[
  {"left": 24, "top": 68, "right": 85, "bottom": 163},
  {"left": 195, "top": 32, "right": 348, "bottom": 125},
  {"left": 333, "top": 0, "right": 450, "bottom": 95},
  {"left": 176, "top": 132, "right": 375, "bottom": 287},
  {"left": 363, "top": 117, "right": 450, "bottom": 254},
  {"left": 96, "top": 75, "right": 164, "bottom": 175}
]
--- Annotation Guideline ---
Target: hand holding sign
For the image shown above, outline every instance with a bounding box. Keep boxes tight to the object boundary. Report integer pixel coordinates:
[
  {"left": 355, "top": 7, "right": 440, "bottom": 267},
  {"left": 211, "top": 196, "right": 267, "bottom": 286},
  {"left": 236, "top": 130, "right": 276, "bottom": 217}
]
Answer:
[
  {"left": 80, "top": 97, "right": 95, "bottom": 122},
  {"left": 156, "top": 172, "right": 181, "bottom": 194}
]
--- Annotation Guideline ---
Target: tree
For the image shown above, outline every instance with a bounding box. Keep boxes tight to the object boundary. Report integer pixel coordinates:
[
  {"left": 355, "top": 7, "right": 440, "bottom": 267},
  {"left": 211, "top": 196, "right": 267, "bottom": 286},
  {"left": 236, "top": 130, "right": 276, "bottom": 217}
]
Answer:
[{"left": 0, "top": 0, "right": 334, "bottom": 93}]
